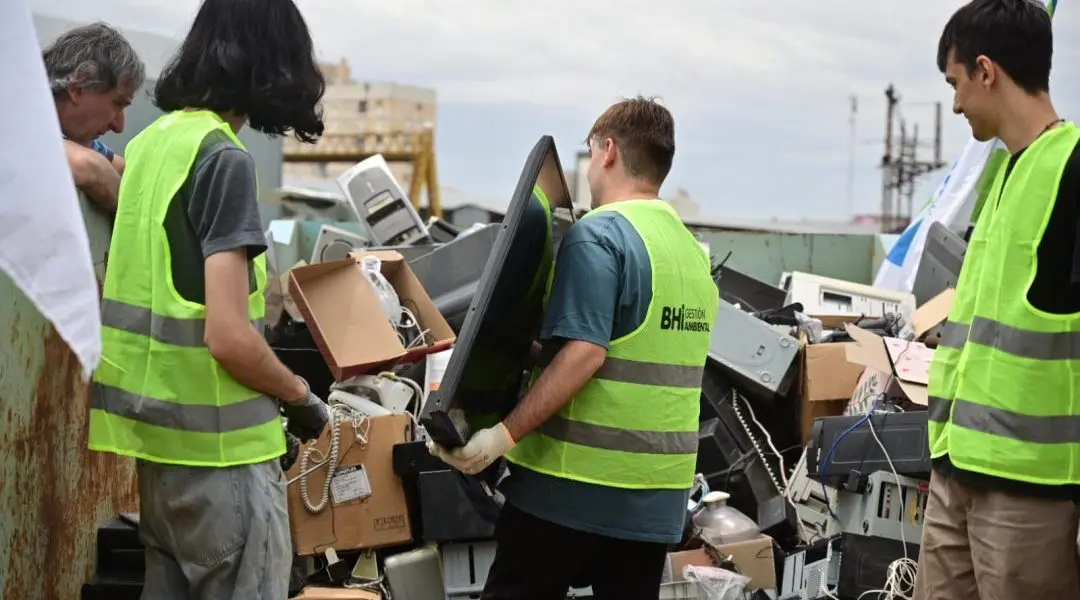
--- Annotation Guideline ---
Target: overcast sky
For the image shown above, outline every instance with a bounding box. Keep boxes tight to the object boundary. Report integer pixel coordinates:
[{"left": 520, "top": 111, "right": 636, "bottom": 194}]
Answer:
[{"left": 29, "top": 0, "right": 1080, "bottom": 221}]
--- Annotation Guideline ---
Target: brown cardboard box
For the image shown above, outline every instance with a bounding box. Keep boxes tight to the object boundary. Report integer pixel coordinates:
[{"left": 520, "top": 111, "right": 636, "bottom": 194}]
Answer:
[
  {"left": 286, "top": 413, "right": 413, "bottom": 555},
  {"left": 288, "top": 250, "right": 455, "bottom": 380},
  {"left": 798, "top": 289, "right": 955, "bottom": 439},
  {"left": 801, "top": 396, "right": 847, "bottom": 445},
  {"left": 843, "top": 289, "right": 954, "bottom": 408},
  {"left": 799, "top": 336, "right": 861, "bottom": 443},
  {"left": 804, "top": 342, "right": 864, "bottom": 402},
  {"left": 291, "top": 587, "right": 380, "bottom": 600},
  {"left": 284, "top": 260, "right": 308, "bottom": 322},
  {"left": 665, "top": 535, "right": 776, "bottom": 590}
]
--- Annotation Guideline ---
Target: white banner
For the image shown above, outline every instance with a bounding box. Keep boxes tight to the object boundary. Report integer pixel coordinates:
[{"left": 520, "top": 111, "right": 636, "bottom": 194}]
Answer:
[
  {"left": 873, "top": 0, "right": 1058, "bottom": 293},
  {"left": 0, "top": 0, "right": 101, "bottom": 379}
]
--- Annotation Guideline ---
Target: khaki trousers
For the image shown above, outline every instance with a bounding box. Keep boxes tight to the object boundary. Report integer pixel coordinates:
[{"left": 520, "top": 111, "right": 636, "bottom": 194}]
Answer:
[{"left": 913, "top": 469, "right": 1080, "bottom": 600}]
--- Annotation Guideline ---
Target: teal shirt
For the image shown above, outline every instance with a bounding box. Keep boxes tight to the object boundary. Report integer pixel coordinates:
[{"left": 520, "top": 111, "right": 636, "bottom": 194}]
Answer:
[{"left": 499, "top": 210, "right": 690, "bottom": 544}]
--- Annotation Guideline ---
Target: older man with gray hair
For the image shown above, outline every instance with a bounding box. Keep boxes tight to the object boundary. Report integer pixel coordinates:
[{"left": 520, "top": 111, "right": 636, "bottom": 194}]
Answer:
[{"left": 44, "top": 22, "right": 144, "bottom": 213}]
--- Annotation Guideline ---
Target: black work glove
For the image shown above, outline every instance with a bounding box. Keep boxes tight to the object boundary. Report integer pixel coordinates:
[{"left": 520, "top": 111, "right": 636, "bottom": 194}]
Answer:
[{"left": 281, "top": 376, "right": 330, "bottom": 442}]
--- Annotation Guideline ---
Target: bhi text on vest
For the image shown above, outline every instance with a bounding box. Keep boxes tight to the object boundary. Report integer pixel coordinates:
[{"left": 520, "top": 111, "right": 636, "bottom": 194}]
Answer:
[{"left": 660, "top": 305, "right": 711, "bottom": 332}]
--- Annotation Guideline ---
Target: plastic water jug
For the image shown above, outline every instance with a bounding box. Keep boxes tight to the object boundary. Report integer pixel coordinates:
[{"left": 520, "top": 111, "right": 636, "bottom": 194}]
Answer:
[{"left": 691, "top": 491, "right": 760, "bottom": 545}]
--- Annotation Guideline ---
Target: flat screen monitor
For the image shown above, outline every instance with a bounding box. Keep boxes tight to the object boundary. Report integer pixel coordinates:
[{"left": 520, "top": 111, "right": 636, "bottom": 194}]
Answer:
[
  {"left": 421, "top": 136, "right": 574, "bottom": 447},
  {"left": 912, "top": 221, "right": 967, "bottom": 306}
]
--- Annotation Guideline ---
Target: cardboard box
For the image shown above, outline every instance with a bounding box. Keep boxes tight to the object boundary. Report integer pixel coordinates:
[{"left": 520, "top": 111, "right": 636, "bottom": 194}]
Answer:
[
  {"left": 288, "top": 250, "right": 455, "bottom": 380},
  {"left": 804, "top": 342, "right": 863, "bottom": 402},
  {"left": 799, "top": 336, "right": 861, "bottom": 443},
  {"left": 664, "top": 535, "right": 776, "bottom": 590},
  {"left": 286, "top": 413, "right": 414, "bottom": 555},
  {"left": 291, "top": 587, "right": 380, "bottom": 600},
  {"left": 800, "top": 396, "right": 847, "bottom": 445},
  {"left": 842, "top": 289, "right": 954, "bottom": 408}
]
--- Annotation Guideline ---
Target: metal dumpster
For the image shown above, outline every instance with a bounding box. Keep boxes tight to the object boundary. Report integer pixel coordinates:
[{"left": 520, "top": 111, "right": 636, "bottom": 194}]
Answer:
[{"left": 0, "top": 194, "right": 137, "bottom": 600}]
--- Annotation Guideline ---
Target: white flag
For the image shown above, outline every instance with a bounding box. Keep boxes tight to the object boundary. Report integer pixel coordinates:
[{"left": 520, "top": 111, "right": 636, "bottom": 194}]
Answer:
[{"left": 0, "top": 0, "right": 102, "bottom": 379}]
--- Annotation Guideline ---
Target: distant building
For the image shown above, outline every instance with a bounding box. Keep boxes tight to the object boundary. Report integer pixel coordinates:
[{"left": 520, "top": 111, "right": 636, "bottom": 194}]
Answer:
[{"left": 283, "top": 59, "right": 437, "bottom": 192}]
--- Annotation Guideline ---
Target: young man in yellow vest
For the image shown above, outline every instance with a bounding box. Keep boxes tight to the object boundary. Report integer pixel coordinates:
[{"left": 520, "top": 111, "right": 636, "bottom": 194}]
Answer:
[
  {"left": 88, "top": 1, "right": 330, "bottom": 597},
  {"left": 915, "top": 1, "right": 1080, "bottom": 598},
  {"left": 430, "top": 98, "right": 719, "bottom": 600}
]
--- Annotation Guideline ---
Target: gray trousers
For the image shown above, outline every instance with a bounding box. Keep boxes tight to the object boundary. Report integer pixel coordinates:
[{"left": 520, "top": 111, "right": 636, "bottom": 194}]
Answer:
[{"left": 136, "top": 458, "right": 292, "bottom": 600}]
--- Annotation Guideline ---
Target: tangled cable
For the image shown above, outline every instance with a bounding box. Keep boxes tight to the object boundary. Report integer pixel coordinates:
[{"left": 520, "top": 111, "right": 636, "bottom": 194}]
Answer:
[
  {"left": 855, "top": 557, "right": 918, "bottom": 600},
  {"left": 296, "top": 403, "right": 371, "bottom": 514}
]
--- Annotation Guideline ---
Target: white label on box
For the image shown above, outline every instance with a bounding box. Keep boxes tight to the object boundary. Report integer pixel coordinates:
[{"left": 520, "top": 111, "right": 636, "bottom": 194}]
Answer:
[{"left": 330, "top": 465, "right": 372, "bottom": 505}]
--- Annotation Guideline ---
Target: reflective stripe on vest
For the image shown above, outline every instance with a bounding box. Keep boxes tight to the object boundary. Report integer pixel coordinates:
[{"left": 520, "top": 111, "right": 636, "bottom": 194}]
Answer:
[
  {"left": 506, "top": 199, "right": 718, "bottom": 489},
  {"left": 90, "top": 110, "right": 284, "bottom": 467},
  {"left": 926, "top": 123, "right": 1080, "bottom": 485},
  {"left": 100, "top": 298, "right": 263, "bottom": 347}
]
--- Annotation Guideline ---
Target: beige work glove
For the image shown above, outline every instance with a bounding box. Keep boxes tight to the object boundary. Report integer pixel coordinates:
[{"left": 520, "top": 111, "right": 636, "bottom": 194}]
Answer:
[{"left": 426, "top": 423, "right": 516, "bottom": 475}]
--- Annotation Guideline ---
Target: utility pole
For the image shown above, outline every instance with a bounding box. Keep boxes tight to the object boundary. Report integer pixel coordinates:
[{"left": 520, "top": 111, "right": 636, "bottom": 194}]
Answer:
[{"left": 880, "top": 84, "right": 946, "bottom": 233}]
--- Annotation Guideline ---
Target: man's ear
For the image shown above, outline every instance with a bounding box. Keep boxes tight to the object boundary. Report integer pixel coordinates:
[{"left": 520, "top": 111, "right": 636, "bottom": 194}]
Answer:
[
  {"left": 602, "top": 138, "right": 618, "bottom": 168},
  {"left": 67, "top": 82, "right": 83, "bottom": 103},
  {"left": 975, "top": 55, "right": 996, "bottom": 88}
]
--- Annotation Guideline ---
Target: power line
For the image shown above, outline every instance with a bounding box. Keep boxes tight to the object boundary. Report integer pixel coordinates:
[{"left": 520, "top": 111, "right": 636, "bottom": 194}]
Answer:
[{"left": 879, "top": 83, "right": 947, "bottom": 233}]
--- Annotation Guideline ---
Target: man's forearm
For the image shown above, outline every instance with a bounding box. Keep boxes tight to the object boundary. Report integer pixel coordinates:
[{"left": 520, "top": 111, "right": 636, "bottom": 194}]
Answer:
[
  {"left": 502, "top": 340, "right": 605, "bottom": 441},
  {"left": 66, "top": 143, "right": 120, "bottom": 213},
  {"left": 81, "top": 169, "right": 120, "bottom": 213},
  {"left": 211, "top": 324, "right": 307, "bottom": 403}
]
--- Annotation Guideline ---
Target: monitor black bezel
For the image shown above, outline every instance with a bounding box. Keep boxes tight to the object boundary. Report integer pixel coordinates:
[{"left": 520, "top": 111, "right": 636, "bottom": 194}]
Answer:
[{"left": 420, "top": 135, "right": 571, "bottom": 447}]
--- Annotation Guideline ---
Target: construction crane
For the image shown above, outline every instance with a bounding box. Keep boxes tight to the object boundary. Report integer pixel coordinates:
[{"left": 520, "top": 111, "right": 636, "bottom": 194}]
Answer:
[{"left": 282, "top": 127, "right": 442, "bottom": 218}]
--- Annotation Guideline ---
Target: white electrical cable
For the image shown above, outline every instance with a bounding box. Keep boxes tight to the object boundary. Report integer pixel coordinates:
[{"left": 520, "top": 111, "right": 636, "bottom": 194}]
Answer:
[
  {"left": 812, "top": 389, "right": 916, "bottom": 600},
  {"left": 735, "top": 383, "right": 920, "bottom": 599},
  {"left": 376, "top": 370, "right": 425, "bottom": 430},
  {"left": 735, "top": 391, "right": 790, "bottom": 490},
  {"left": 294, "top": 404, "right": 371, "bottom": 514},
  {"left": 731, "top": 390, "right": 812, "bottom": 543},
  {"left": 853, "top": 419, "right": 918, "bottom": 600},
  {"left": 398, "top": 306, "right": 430, "bottom": 350}
]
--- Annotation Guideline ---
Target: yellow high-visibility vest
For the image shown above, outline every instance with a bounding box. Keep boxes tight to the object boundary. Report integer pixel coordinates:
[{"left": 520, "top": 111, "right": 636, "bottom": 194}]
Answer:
[
  {"left": 507, "top": 200, "right": 718, "bottom": 489},
  {"left": 927, "top": 123, "right": 1080, "bottom": 485},
  {"left": 90, "top": 110, "right": 284, "bottom": 466}
]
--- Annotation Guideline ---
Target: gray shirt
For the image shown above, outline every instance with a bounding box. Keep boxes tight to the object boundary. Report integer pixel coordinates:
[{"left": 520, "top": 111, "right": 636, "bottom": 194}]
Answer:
[
  {"left": 498, "top": 209, "right": 691, "bottom": 544},
  {"left": 163, "top": 129, "right": 266, "bottom": 302}
]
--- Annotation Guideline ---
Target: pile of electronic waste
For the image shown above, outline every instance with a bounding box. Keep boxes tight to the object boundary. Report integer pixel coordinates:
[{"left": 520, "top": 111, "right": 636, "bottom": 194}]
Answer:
[
  {"left": 263, "top": 234, "right": 955, "bottom": 600},
  {"left": 85, "top": 137, "right": 967, "bottom": 599},
  {"left": 686, "top": 225, "right": 962, "bottom": 600}
]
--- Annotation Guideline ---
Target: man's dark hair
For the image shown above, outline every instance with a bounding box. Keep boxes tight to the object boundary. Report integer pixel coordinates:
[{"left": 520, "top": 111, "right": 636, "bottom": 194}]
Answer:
[
  {"left": 587, "top": 96, "right": 675, "bottom": 187},
  {"left": 154, "top": 0, "right": 325, "bottom": 142},
  {"left": 937, "top": 0, "right": 1053, "bottom": 94}
]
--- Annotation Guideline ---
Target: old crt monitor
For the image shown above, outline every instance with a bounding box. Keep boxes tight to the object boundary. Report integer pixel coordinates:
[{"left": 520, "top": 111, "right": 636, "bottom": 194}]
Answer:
[{"left": 421, "top": 136, "right": 574, "bottom": 447}]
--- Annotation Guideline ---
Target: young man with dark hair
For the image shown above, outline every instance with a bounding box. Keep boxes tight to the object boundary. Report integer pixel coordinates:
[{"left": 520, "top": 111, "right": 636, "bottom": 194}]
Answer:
[
  {"left": 88, "top": 0, "right": 329, "bottom": 597},
  {"left": 916, "top": 1, "right": 1080, "bottom": 598},
  {"left": 429, "top": 97, "right": 719, "bottom": 600}
]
